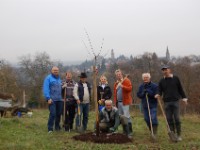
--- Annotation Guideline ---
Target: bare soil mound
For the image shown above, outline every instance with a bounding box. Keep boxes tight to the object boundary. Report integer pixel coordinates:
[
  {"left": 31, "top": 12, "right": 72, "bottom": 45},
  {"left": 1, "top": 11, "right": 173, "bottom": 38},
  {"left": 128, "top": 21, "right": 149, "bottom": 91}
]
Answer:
[{"left": 73, "top": 132, "right": 132, "bottom": 144}]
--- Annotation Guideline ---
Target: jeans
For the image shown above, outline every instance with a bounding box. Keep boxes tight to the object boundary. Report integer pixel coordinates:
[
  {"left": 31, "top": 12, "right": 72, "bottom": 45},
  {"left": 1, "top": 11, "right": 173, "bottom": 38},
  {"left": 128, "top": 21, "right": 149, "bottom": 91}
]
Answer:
[
  {"left": 164, "top": 101, "right": 181, "bottom": 135},
  {"left": 76, "top": 103, "right": 89, "bottom": 130},
  {"left": 143, "top": 107, "right": 158, "bottom": 128},
  {"left": 118, "top": 102, "right": 131, "bottom": 123},
  {"left": 48, "top": 101, "right": 63, "bottom": 131}
]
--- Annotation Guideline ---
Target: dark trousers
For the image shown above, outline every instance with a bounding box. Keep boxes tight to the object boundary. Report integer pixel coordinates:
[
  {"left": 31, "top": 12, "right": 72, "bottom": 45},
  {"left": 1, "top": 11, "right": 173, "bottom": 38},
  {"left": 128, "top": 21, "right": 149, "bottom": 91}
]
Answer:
[
  {"left": 164, "top": 101, "right": 181, "bottom": 135},
  {"left": 48, "top": 101, "right": 63, "bottom": 131},
  {"left": 64, "top": 101, "right": 76, "bottom": 130},
  {"left": 99, "top": 122, "right": 112, "bottom": 132},
  {"left": 76, "top": 103, "right": 89, "bottom": 130}
]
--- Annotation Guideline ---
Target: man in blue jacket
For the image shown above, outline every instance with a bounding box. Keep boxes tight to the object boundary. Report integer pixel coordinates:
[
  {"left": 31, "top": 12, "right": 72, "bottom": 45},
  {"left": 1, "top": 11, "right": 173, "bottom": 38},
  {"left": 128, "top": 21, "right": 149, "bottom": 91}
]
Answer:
[
  {"left": 137, "top": 73, "right": 158, "bottom": 137},
  {"left": 43, "top": 66, "right": 62, "bottom": 133}
]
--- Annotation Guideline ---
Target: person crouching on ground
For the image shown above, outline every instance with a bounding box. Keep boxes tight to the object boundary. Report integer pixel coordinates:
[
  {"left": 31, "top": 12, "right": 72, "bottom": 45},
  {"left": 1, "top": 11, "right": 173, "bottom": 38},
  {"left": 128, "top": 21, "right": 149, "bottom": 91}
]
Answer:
[
  {"left": 137, "top": 73, "right": 158, "bottom": 138},
  {"left": 97, "top": 75, "right": 112, "bottom": 111},
  {"left": 99, "top": 100, "right": 130, "bottom": 137},
  {"left": 98, "top": 100, "right": 119, "bottom": 133}
]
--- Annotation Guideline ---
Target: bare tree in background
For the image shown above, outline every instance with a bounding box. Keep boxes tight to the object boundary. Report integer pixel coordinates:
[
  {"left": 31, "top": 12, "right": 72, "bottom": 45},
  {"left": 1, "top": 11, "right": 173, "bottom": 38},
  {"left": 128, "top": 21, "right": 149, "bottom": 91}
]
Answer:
[
  {"left": 18, "top": 52, "right": 53, "bottom": 108},
  {"left": 0, "top": 60, "right": 20, "bottom": 99}
]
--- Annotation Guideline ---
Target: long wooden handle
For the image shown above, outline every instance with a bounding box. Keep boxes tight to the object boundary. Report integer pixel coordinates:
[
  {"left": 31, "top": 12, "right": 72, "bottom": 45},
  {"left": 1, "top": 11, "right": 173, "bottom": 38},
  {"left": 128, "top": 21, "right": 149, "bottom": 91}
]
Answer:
[
  {"left": 78, "top": 104, "right": 80, "bottom": 115},
  {"left": 100, "top": 92, "right": 104, "bottom": 99},
  {"left": 146, "top": 94, "right": 154, "bottom": 135},
  {"left": 115, "top": 75, "right": 128, "bottom": 89},
  {"left": 63, "top": 87, "right": 67, "bottom": 126},
  {"left": 157, "top": 97, "right": 171, "bottom": 132}
]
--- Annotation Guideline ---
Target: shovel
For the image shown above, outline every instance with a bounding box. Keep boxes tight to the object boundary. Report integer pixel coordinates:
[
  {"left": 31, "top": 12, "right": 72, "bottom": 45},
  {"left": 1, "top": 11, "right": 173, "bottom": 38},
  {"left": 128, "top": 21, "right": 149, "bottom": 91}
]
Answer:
[
  {"left": 98, "top": 92, "right": 104, "bottom": 111},
  {"left": 157, "top": 97, "right": 177, "bottom": 142},
  {"left": 77, "top": 104, "right": 84, "bottom": 133},
  {"left": 62, "top": 87, "right": 67, "bottom": 131},
  {"left": 146, "top": 93, "right": 156, "bottom": 142},
  {"left": 66, "top": 109, "right": 70, "bottom": 132}
]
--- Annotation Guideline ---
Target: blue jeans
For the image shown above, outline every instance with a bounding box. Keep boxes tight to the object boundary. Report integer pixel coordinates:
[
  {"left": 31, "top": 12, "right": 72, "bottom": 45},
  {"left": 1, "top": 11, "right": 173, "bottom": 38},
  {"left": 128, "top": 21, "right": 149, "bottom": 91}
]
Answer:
[
  {"left": 76, "top": 103, "right": 89, "bottom": 130},
  {"left": 48, "top": 101, "right": 63, "bottom": 131},
  {"left": 143, "top": 107, "right": 158, "bottom": 128},
  {"left": 98, "top": 105, "right": 104, "bottom": 112}
]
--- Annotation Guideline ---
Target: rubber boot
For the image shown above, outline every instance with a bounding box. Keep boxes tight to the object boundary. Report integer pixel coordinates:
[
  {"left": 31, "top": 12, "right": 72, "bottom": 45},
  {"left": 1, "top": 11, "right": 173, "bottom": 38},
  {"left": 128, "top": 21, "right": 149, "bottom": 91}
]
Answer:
[
  {"left": 153, "top": 125, "right": 158, "bottom": 135},
  {"left": 70, "top": 123, "right": 73, "bottom": 130},
  {"left": 123, "top": 125, "right": 130, "bottom": 137},
  {"left": 176, "top": 123, "right": 182, "bottom": 141},
  {"left": 169, "top": 123, "right": 175, "bottom": 133},
  {"left": 128, "top": 122, "right": 133, "bottom": 136},
  {"left": 176, "top": 123, "right": 181, "bottom": 136},
  {"left": 122, "top": 125, "right": 125, "bottom": 134}
]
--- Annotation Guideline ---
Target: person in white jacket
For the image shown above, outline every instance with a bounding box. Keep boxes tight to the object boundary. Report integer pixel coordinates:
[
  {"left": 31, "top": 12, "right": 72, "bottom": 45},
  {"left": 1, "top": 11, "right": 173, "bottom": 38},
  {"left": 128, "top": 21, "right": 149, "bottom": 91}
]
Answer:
[{"left": 73, "top": 72, "right": 91, "bottom": 132}]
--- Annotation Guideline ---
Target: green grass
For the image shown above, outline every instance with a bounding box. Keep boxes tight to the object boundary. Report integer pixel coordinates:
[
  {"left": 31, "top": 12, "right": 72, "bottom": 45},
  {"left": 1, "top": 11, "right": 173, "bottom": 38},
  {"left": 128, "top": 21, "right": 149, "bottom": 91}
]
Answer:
[{"left": 0, "top": 109, "right": 200, "bottom": 150}]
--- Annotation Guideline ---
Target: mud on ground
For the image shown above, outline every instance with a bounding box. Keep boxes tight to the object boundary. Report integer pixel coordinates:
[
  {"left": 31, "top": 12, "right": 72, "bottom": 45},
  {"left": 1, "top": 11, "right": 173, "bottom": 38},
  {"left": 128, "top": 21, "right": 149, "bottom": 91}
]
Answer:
[{"left": 73, "top": 132, "right": 132, "bottom": 144}]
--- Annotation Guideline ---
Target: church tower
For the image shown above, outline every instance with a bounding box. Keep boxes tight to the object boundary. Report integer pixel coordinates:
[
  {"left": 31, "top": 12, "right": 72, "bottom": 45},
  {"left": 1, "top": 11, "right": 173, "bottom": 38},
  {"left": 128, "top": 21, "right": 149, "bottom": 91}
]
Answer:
[
  {"left": 111, "top": 49, "right": 115, "bottom": 60},
  {"left": 166, "top": 46, "right": 170, "bottom": 62}
]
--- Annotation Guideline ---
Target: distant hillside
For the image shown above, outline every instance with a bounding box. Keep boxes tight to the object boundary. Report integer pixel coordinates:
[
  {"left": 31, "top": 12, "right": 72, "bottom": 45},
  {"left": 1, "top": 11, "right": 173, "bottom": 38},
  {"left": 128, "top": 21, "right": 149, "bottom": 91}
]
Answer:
[{"left": 62, "top": 60, "right": 83, "bottom": 66}]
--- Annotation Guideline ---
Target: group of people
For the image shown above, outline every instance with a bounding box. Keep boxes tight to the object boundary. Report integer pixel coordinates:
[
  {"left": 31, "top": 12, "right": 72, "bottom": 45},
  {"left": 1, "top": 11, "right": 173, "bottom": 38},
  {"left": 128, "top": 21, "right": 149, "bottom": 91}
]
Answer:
[
  {"left": 43, "top": 65, "right": 188, "bottom": 142},
  {"left": 137, "top": 65, "right": 187, "bottom": 141},
  {"left": 43, "top": 68, "right": 91, "bottom": 132}
]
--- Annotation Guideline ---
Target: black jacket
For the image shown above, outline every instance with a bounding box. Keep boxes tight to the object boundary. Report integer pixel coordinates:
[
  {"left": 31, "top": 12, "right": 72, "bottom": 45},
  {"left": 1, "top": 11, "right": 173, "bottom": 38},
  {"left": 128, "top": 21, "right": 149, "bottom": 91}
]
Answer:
[
  {"left": 97, "top": 84, "right": 112, "bottom": 101},
  {"left": 158, "top": 75, "right": 187, "bottom": 102}
]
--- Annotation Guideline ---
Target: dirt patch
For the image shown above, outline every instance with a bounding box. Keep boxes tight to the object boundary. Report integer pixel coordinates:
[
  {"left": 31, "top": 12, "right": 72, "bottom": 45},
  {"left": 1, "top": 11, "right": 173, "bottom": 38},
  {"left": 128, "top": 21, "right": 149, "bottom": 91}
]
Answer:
[{"left": 73, "top": 132, "right": 133, "bottom": 144}]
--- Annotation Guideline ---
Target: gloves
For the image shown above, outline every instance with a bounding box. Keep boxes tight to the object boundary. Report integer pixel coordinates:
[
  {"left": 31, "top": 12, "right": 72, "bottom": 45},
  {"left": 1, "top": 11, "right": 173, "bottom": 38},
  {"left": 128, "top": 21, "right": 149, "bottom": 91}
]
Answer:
[
  {"left": 109, "top": 127, "right": 116, "bottom": 133},
  {"left": 98, "top": 100, "right": 102, "bottom": 105},
  {"left": 182, "top": 98, "right": 188, "bottom": 105},
  {"left": 62, "top": 83, "right": 67, "bottom": 88},
  {"left": 142, "top": 88, "right": 147, "bottom": 96},
  {"left": 155, "top": 94, "right": 160, "bottom": 99},
  {"left": 98, "top": 99, "right": 105, "bottom": 105}
]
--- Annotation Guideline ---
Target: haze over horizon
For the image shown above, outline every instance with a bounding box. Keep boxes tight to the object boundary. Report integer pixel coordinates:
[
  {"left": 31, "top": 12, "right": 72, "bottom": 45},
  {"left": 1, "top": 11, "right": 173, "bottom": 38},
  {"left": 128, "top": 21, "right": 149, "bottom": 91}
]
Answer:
[{"left": 0, "top": 0, "right": 200, "bottom": 64}]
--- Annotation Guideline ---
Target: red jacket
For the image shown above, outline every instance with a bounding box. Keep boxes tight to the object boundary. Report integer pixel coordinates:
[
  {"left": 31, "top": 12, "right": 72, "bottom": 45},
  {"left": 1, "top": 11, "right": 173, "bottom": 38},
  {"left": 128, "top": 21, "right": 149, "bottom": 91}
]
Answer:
[{"left": 113, "top": 78, "right": 132, "bottom": 106}]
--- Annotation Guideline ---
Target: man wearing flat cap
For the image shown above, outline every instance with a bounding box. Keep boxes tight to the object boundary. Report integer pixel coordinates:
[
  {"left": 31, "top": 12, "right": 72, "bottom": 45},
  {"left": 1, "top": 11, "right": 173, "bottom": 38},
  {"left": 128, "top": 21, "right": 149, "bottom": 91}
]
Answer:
[
  {"left": 155, "top": 65, "right": 188, "bottom": 141},
  {"left": 73, "top": 72, "right": 91, "bottom": 132}
]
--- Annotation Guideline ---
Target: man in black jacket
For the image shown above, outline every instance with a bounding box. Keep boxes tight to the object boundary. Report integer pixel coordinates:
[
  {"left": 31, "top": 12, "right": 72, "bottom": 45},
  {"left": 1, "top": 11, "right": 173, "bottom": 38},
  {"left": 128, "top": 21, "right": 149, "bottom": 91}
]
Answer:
[{"left": 156, "top": 65, "right": 188, "bottom": 141}]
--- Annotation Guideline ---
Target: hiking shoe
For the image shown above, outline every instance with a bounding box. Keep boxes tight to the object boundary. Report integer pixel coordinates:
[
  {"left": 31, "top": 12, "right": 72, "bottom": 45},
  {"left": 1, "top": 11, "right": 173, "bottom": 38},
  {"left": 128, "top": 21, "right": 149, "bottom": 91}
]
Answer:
[
  {"left": 48, "top": 131, "right": 53, "bottom": 134},
  {"left": 177, "top": 136, "right": 182, "bottom": 141}
]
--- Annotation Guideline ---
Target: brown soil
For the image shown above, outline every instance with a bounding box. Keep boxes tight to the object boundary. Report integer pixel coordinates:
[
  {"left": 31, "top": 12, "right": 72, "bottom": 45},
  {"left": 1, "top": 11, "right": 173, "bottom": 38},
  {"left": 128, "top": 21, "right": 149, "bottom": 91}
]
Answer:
[{"left": 73, "top": 132, "right": 133, "bottom": 144}]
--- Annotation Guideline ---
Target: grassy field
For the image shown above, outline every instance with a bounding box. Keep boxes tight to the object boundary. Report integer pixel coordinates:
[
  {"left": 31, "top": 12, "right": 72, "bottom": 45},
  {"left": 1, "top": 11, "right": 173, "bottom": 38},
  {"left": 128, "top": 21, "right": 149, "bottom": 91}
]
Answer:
[{"left": 0, "top": 109, "right": 200, "bottom": 150}]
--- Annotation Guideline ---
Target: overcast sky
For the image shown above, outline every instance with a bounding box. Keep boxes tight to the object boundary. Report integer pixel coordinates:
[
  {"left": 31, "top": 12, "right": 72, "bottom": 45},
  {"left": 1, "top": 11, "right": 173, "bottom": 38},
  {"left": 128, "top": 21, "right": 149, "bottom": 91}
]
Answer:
[{"left": 0, "top": 0, "right": 200, "bottom": 64}]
